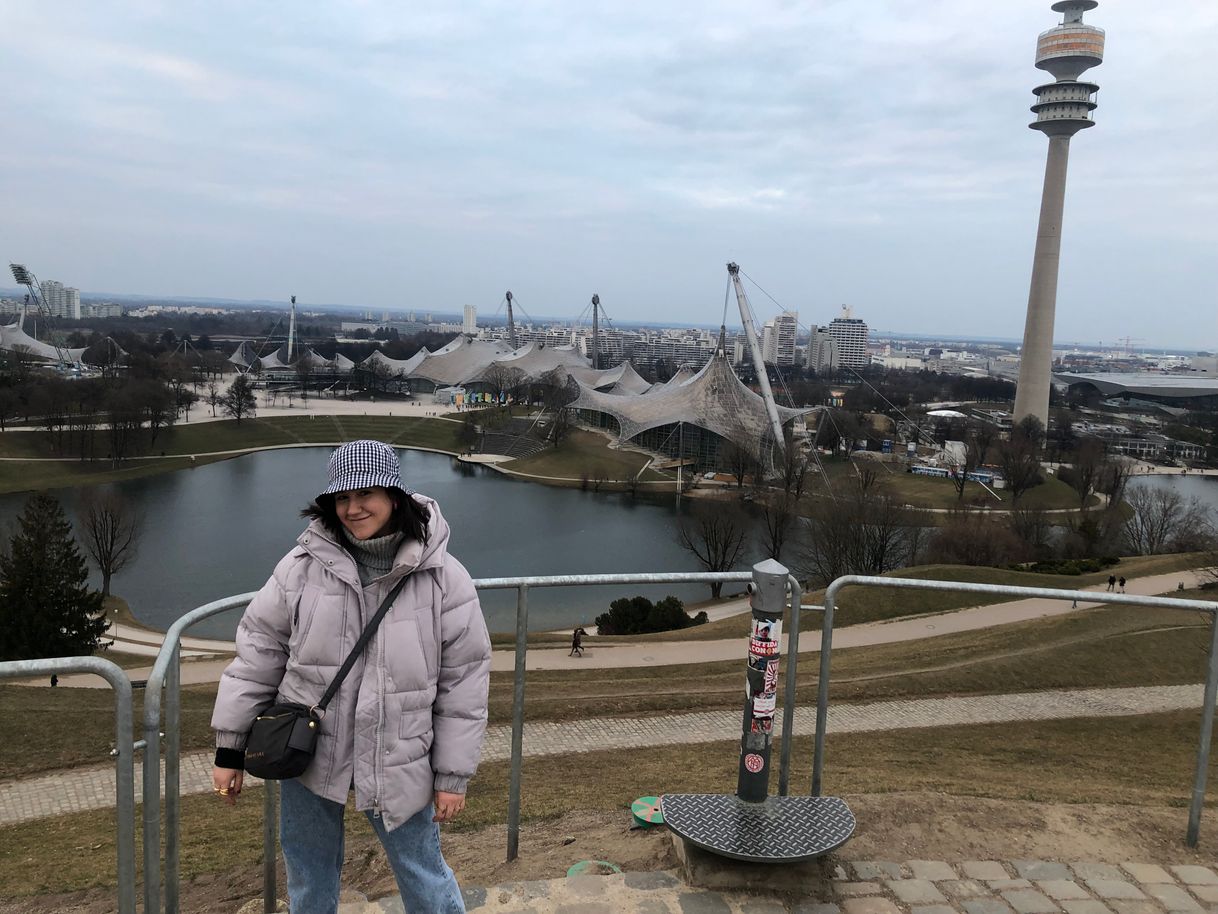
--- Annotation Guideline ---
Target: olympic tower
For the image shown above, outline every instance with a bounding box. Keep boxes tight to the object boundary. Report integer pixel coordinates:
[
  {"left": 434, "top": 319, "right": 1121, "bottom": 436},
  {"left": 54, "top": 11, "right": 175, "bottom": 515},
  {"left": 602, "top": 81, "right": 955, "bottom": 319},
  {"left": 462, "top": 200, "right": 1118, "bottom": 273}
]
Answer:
[{"left": 1013, "top": 1, "right": 1105, "bottom": 427}]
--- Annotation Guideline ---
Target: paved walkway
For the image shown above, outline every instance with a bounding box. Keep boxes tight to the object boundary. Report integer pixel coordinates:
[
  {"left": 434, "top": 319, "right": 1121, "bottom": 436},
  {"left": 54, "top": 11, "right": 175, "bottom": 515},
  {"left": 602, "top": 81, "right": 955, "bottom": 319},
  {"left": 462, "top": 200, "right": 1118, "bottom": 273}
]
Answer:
[
  {"left": 39, "top": 568, "right": 1206, "bottom": 686},
  {"left": 330, "top": 861, "right": 1218, "bottom": 913},
  {"left": 3, "top": 683, "right": 1212, "bottom": 826}
]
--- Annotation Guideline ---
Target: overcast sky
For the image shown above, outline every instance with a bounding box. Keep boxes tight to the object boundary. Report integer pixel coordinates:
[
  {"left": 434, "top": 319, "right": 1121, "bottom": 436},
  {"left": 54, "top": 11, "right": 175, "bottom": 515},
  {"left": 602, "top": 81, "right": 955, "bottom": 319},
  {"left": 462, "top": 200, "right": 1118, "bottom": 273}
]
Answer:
[{"left": 3, "top": 1, "right": 1215, "bottom": 348}]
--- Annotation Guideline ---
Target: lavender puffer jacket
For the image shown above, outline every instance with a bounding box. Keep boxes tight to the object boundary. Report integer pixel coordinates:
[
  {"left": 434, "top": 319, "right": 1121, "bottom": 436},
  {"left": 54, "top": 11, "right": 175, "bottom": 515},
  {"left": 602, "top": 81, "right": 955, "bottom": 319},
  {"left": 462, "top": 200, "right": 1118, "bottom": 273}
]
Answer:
[{"left": 210, "top": 496, "right": 491, "bottom": 831}]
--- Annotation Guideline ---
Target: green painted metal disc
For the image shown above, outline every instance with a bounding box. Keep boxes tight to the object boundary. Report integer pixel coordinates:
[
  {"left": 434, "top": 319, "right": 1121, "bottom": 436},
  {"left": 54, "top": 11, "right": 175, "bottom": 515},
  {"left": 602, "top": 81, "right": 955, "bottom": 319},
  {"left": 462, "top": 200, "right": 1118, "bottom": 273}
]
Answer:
[{"left": 631, "top": 796, "right": 665, "bottom": 827}]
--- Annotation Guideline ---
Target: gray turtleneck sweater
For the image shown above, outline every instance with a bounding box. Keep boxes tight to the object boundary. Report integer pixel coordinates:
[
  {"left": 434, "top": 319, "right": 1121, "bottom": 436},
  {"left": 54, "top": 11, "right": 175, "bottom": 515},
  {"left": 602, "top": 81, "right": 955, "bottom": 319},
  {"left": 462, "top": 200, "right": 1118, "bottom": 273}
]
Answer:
[{"left": 342, "top": 528, "right": 406, "bottom": 585}]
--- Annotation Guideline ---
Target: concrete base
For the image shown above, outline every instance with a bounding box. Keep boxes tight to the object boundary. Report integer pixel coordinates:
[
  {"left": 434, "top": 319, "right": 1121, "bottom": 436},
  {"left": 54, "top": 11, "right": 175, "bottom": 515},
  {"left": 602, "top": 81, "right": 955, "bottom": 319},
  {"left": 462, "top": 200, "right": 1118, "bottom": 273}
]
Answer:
[{"left": 669, "top": 831, "right": 838, "bottom": 895}]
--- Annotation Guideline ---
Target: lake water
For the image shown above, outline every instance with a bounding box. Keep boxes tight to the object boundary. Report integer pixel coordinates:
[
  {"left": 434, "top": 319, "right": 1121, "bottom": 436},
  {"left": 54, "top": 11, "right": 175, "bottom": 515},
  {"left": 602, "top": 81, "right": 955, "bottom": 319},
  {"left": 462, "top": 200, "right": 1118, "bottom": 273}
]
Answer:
[{"left": 0, "top": 448, "right": 768, "bottom": 637}]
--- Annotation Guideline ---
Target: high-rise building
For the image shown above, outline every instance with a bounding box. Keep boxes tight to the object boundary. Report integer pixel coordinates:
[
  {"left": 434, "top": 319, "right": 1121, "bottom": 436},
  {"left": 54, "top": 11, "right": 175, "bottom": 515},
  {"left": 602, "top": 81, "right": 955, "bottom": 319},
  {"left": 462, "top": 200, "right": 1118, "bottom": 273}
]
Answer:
[
  {"left": 828, "top": 306, "right": 869, "bottom": 369},
  {"left": 1014, "top": 0, "right": 1104, "bottom": 427},
  {"left": 38, "top": 279, "right": 82, "bottom": 320},
  {"left": 804, "top": 325, "right": 838, "bottom": 374},
  {"left": 463, "top": 304, "right": 477, "bottom": 335},
  {"left": 759, "top": 311, "right": 798, "bottom": 366}
]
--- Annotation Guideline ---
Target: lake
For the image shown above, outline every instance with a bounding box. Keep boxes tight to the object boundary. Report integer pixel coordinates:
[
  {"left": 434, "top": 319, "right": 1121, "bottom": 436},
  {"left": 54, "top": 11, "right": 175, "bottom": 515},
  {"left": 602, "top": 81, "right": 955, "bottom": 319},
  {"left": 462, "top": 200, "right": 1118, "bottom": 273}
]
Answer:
[{"left": 0, "top": 448, "right": 769, "bottom": 637}]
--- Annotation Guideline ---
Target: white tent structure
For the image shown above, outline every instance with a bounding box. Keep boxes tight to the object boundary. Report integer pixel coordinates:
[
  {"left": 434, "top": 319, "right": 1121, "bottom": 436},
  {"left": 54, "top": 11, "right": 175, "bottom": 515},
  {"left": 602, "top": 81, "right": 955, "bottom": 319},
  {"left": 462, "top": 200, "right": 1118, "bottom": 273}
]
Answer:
[
  {"left": 568, "top": 333, "right": 813, "bottom": 465},
  {"left": 0, "top": 322, "right": 88, "bottom": 364}
]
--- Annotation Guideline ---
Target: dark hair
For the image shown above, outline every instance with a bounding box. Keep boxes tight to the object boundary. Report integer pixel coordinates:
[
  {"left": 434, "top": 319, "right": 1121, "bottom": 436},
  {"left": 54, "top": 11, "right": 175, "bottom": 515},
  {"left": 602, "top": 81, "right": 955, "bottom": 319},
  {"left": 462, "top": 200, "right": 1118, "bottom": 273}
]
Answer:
[{"left": 301, "top": 487, "right": 431, "bottom": 544}]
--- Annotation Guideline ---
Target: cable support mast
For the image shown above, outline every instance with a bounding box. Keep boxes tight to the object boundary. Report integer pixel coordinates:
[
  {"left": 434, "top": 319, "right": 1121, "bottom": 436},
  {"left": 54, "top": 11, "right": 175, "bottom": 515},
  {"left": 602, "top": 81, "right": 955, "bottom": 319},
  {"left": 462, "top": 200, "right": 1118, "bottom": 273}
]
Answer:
[
  {"left": 505, "top": 291, "right": 518, "bottom": 349},
  {"left": 591, "top": 293, "right": 600, "bottom": 370},
  {"left": 287, "top": 295, "right": 297, "bottom": 361},
  {"left": 727, "top": 262, "right": 785, "bottom": 463}
]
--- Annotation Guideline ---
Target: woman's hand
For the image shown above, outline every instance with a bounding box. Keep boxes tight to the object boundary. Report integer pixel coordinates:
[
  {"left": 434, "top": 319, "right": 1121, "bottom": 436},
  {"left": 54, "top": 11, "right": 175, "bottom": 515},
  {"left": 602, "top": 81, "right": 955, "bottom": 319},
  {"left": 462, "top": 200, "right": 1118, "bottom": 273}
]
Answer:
[
  {"left": 433, "top": 790, "right": 465, "bottom": 823},
  {"left": 212, "top": 766, "right": 244, "bottom": 806}
]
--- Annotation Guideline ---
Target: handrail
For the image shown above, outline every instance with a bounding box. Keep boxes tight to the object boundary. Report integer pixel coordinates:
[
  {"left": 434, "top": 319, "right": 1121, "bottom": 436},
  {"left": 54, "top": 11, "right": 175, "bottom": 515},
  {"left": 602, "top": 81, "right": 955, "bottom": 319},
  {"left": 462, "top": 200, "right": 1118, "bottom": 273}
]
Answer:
[
  {"left": 0, "top": 656, "right": 137, "bottom": 914},
  {"left": 143, "top": 572, "right": 760, "bottom": 914},
  {"left": 814, "top": 575, "right": 1218, "bottom": 847}
]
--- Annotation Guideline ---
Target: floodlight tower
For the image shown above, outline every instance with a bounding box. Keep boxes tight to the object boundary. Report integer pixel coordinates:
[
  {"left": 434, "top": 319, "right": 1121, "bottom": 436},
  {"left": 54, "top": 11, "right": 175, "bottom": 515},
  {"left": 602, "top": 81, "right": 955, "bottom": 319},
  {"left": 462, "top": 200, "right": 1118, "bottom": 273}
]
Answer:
[
  {"left": 8, "top": 263, "right": 68, "bottom": 364},
  {"left": 1013, "top": 1, "right": 1105, "bottom": 427}
]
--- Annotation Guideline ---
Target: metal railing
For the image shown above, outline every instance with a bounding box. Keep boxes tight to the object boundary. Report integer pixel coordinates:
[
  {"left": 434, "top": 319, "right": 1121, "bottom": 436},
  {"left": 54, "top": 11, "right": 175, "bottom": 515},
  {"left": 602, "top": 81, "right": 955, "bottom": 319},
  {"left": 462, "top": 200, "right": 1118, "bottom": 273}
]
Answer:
[
  {"left": 140, "top": 571, "right": 775, "bottom": 914},
  {"left": 811, "top": 575, "right": 1218, "bottom": 848},
  {"left": 40, "top": 569, "right": 1218, "bottom": 914},
  {"left": 0, "top": 656, "right": 138, "bottom": 914}
]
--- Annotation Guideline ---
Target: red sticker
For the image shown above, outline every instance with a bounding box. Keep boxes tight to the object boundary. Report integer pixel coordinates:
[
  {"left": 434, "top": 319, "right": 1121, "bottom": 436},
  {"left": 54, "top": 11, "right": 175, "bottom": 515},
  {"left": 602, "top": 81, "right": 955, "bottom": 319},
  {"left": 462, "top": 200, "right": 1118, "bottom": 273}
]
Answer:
[{"left": 744, "top": 753, "right": 765, "bottom": 773}]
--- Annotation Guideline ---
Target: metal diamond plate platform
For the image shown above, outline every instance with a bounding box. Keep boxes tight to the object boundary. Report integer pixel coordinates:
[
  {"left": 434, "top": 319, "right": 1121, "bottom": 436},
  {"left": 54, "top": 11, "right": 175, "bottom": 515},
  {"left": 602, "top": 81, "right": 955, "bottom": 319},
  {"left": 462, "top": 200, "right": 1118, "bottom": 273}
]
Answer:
[{"left": 661, "top": 794, "right": 855, "bottom": 862}]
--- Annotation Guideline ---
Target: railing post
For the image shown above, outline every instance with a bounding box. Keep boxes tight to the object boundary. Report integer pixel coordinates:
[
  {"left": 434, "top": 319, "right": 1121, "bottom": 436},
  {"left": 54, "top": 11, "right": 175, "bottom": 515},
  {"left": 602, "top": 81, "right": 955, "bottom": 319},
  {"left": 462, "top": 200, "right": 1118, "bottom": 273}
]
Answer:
[
  {"left": 813, "top": 578, "right": 846, "bottom": 796},
  {"left": 264, "top": 781, "right": 279, "bottom": 911},
  {"left": 506, "top": 583, "right": 529, "bottom": 861},
  {"left": 143, "top": 671, "right": 162, "bottom": 914},
  {"left": 1187, "top": 611, "right": 1218, "bottom": 846},
  {"left": 165, "top": 644, "right": 181, "bottom": 914},
  {"left": 737, "top": 559, "right": 788, "bottom": 802},
  {"left": 778, "top": 575, "right": 801, "bottom": 797}
]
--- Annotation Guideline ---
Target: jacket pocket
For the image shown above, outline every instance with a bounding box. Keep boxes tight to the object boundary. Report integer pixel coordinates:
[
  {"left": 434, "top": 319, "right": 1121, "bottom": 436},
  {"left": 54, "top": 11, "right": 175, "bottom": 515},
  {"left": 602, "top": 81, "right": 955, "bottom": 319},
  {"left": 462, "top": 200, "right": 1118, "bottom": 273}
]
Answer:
[
  {"left": 398, "top": 710, "right": 434, "bottom": 760},
  {"left": 384, "top": 615, "right": 430, "bottom": 691}
]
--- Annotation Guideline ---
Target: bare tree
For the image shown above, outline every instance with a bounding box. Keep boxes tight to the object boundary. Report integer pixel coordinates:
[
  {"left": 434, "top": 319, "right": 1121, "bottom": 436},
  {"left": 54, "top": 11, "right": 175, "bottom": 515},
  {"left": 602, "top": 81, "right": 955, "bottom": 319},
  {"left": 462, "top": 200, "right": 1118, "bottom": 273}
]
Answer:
[
  {"left": 1000, "top": 416, "right": 1045, "bottom": 503},
  {"left": 721, "top": 441, "right": 755, "bottom": 489},
  {"left": 1059, "top": 438, "right": 1106, "bottom": 507},
  {"left": 77, "top": 491, "right": 144, "bottom": 598},
  {"left": 1123, "top": 487, "right": 1213, "bottom": 555},
  {"left": 677, "top": 508, "right": 748, "bottom": 598},
  {"left": 206, "top": 382, "right": 221, "bottom": 417},
  {"left": 927, "top": 510, "right": 1029, "bottom": 567},
  {"left": 760, "top": 495, "right": 795, "bottom": 561},
  {"left": 799, "top": 476, "right": 915, "bottom": 585},
  {"left": 950, "top": 425, "right": 987, "bottom": 501}
]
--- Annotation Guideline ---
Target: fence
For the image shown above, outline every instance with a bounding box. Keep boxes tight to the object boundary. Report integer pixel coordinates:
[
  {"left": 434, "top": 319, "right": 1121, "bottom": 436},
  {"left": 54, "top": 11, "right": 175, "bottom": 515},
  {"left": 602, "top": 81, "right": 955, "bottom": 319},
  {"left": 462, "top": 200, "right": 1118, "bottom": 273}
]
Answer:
[{"left": 14, "top": 570, "right": 1218, "bottom": 914}]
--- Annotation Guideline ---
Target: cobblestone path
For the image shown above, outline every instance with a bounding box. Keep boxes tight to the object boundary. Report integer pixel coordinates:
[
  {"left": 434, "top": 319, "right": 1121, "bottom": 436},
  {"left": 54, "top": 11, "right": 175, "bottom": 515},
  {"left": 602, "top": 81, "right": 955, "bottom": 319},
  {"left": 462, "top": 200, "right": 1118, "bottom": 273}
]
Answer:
[
  {"left": 3, "top": 683, "right": 1212, "bottom": 827},
  {"left": 358, "top": 860, "right": 1218, "bottom": 914}
]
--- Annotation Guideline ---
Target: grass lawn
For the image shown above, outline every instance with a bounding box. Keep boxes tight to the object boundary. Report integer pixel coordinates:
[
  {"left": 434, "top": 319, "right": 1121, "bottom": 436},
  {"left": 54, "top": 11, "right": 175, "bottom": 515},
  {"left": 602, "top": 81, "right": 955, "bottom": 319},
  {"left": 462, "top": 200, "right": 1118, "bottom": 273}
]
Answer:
[
  {"left": 505, "top": 429, "right": 668, "bottom": 483},
  {"left": 810, "top": 458, "right": 1092, "bottom": 511},
  {"left": 5, "top": 572, "right": 1215, "bottom": 779},
  {"left": 636, "top": 553, "right": 1209, "bottom": 642},
  {"left": 2, "top": 709, "right": 1215, "bottom": 898},
  {"left": 0, "top": 416, "right": 464, "bottom": 494}
]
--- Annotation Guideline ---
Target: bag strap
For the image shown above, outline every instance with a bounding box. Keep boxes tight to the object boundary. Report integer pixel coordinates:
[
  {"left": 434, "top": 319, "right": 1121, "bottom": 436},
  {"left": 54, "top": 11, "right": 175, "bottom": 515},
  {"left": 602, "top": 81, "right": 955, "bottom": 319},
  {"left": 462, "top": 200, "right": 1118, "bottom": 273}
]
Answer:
[{"left": 314, "top": 574, "right": 410, "bottom": 715}]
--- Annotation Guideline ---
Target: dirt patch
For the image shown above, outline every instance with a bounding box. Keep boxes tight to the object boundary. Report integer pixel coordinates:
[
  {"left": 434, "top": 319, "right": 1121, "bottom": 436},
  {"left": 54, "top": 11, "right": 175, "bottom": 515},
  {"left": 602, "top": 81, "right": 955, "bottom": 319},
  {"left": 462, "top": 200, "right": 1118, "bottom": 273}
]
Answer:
[{"left": 4, "top": 793, "right": 1215, "bottom": 914}]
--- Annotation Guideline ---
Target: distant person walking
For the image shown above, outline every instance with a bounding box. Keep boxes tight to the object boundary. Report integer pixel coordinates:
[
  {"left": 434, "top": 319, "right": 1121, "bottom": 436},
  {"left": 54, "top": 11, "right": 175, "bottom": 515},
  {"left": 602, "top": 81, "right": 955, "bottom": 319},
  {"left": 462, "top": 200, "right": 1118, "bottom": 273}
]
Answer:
[
  {"left": 1107, "top": 575, "right": 1116, "bottom": 592},
  {"left": 570, "top": 627, "right": 587, "bottom": 657},
  {"left": 1119, "top": 576, "right": 1127, "bottom": 593}
]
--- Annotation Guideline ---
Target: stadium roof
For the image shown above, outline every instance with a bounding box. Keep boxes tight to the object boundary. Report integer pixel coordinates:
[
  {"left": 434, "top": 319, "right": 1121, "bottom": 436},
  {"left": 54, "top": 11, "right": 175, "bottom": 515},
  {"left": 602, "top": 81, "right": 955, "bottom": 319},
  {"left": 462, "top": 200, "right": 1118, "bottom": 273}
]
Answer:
[
  {"left": 0, "top": 322, "right": 88, "bottom": 363},
  {"left": 568, "top": 334, "right": 814, "bottom": 464},
  {"left": 1055, "top": 372, "right": 1218, "bottom": 400}
]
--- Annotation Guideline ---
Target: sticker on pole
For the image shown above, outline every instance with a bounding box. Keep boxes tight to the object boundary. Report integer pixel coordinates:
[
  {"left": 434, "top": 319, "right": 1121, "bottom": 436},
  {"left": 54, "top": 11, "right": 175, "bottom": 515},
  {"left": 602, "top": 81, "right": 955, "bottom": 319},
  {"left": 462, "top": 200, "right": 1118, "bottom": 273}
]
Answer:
[
  {"left": 763, "top": 658, "right": 780, "bottom": 692},
  {"left": 743, "top": 753, "right": 765, "bottom": 773},
  {"left": 748, "top": 619, "right": 782, "bottom": 658},
  {"left": 752, "top": 693, "right": 777, "bottom": 716}
]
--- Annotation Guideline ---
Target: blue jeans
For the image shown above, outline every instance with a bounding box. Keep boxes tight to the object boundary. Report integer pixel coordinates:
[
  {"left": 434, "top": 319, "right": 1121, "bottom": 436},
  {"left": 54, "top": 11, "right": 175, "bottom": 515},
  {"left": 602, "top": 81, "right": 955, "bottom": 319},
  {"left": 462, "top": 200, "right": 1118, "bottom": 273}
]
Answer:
[{"left": 279, "top": 778, "right": 465, "bottom": 914}]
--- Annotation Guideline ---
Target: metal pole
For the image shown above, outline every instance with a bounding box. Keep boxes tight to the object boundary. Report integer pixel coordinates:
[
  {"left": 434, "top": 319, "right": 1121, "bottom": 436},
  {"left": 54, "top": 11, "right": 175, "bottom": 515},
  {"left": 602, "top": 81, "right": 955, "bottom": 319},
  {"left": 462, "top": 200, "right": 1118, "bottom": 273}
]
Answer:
[
  {"left": 738, "top": 559, "right": 788, "bottom": 802},
  {"left": 778, "top": 576, "right": 802, "bottom": 797},
  {"left": 264, "top": 781, "right": 279, "bottom": 912},
  {"left": 1187, "top": 613, "right": 1218, "bottom": 847},
  {"left": 143, "top": 672, "right": 162, "bottom": 914},
  {"left": 812, "top": 580, "right": 838, "bottom": 797},
  {"left": 0, "top": 657, "right": 137, "bottom": 914},
  {"left": 165, "top": 644, "right": 181, "bottom": 914},
  {"left": 506, "top": 584, "right": 529, "bottom": 861}
]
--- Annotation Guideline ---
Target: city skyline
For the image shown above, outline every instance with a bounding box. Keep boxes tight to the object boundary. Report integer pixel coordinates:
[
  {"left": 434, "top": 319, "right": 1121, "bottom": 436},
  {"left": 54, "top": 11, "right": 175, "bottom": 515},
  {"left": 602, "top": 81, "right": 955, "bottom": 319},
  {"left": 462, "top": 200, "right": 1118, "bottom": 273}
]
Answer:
[{"left": 3, "top": 2, "right": 1215, "bottom": 350}]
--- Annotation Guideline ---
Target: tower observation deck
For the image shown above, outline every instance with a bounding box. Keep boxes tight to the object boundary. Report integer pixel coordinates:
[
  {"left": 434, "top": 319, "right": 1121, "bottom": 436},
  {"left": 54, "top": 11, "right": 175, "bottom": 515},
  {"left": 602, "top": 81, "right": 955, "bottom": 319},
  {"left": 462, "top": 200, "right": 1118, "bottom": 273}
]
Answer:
[{"left": 1030, "top": 0, "right": 1105, "bottom": 137}]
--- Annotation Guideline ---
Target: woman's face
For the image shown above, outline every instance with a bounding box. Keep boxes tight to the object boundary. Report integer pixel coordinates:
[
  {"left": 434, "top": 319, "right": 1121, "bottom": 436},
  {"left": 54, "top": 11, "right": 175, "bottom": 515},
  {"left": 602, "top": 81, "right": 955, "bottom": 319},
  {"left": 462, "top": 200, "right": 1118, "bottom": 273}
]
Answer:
[{"left": 334, "top": 487, "right": 396, "bottom": 540}]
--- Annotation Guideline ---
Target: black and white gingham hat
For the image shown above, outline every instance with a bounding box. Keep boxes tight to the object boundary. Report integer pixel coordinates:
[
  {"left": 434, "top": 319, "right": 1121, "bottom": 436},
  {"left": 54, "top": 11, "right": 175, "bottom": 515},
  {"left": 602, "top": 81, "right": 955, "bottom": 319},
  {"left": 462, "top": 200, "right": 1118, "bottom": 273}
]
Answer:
[{"left": 320, "top": 440, "right": 406, "bottom": 496}]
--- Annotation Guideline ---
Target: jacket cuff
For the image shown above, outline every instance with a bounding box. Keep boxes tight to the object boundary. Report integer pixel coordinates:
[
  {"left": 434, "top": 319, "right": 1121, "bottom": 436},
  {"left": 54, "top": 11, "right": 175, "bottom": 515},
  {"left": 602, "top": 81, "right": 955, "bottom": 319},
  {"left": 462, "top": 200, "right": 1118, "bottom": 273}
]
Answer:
[
  {"left": 214, "top": 747, "right": 246, "bottom": 770},
  {"left": 434, "top": 773, "right": 469, "bottom": 795},
  {"left": 215, "top": 729, "right": 249, "bottom": 751}
]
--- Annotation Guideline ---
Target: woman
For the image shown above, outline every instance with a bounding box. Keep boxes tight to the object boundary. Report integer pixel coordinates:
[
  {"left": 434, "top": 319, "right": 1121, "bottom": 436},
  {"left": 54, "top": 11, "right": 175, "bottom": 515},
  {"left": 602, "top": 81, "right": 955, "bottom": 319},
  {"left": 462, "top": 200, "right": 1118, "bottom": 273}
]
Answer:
[{"left": 211, "top": 440, "right": 491, "bottom": 913}]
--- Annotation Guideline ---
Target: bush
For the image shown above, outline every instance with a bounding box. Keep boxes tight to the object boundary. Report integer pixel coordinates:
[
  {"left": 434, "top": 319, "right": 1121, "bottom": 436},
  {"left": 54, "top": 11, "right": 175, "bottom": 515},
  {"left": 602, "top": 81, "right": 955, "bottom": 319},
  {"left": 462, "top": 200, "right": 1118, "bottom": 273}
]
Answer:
[
  {"left": 594, "top": 595, "right": 707, "bottom": 635},
  {"left": 1010, "top": 556, "right": 1120, "bottom": 576}
]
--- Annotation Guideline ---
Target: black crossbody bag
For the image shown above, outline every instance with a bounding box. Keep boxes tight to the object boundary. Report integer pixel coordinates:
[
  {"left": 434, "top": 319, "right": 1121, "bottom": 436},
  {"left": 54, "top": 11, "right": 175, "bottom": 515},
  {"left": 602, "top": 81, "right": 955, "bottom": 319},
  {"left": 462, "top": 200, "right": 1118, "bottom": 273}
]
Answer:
[{"left": 244, "top": 575, "right": 410, "bottom": 781}]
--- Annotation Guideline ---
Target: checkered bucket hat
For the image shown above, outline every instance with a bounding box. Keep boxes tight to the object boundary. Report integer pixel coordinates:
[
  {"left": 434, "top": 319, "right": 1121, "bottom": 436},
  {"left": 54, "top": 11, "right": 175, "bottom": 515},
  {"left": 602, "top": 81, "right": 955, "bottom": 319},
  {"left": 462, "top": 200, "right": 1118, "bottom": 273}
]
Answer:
[{"left": 320, "top": 440, "right": 406, "bottom": 496}]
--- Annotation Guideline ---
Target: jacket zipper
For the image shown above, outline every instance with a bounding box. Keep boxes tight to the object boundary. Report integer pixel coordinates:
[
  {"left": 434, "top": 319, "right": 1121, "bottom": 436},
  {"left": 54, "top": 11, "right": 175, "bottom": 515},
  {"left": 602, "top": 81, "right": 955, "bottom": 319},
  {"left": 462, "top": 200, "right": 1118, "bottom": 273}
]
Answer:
[{"left": 374, "top": 583, "right": 387, "bottom": 817}]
